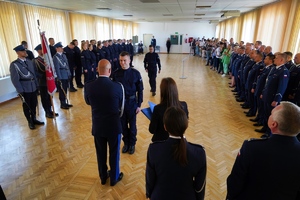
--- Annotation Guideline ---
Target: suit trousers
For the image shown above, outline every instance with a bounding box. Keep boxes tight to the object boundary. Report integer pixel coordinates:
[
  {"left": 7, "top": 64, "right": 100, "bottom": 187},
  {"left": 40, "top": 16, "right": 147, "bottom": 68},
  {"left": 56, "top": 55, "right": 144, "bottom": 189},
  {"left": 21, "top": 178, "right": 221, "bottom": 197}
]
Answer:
[
  {"left": 39, "top": 86, "right": 52, "bottom": 114},
  {"left": 148, "top": 69, "right": 157, "bottom": 92},
  {"left": 256, "top": 96, "right": 264, "bottom": 123},
  {"left": 94, "top": 134, "right": 121, "bottom": 183},
  {"left": 22, "top": 91, "right": 37, "bottom": 121}
]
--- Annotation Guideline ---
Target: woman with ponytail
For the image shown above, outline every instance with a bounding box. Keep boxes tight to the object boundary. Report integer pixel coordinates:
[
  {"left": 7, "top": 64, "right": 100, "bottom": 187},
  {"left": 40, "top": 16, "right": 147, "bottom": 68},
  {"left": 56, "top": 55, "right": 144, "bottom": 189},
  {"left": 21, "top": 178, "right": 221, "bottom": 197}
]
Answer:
[{"left": 146, "top": 107, "right": 206, "bottom": 200}]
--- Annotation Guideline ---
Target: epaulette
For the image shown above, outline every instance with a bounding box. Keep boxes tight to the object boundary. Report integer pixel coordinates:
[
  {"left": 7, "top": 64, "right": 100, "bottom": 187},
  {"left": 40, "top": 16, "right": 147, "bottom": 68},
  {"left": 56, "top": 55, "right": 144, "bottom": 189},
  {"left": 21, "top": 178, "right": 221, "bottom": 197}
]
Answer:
[
  {"left": 12, "top": 59, "right": 19, "bottom": 64},
  {"left": 247, "top": 137, "right": 268, "bottom": 142},
  {"left": 188, "top": 142, "right": 205, "bottom": 149}
]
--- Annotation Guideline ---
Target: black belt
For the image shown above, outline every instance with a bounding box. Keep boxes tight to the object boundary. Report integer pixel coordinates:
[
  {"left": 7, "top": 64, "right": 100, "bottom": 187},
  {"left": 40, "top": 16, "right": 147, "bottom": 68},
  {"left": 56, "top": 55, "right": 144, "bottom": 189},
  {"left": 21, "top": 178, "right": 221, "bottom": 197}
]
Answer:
[
  {"left": 126, "top": 95, "right": 136, "bottom": 100},
  {"left": 20, "top": 79, "right": 34, "bottom": 81}
]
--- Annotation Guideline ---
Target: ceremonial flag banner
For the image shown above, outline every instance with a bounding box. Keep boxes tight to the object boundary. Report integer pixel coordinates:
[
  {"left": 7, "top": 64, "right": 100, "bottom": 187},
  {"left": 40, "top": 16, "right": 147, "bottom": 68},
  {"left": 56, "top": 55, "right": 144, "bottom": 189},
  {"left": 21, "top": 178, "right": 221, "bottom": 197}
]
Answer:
[{"left": 40, "top": 32, "right": 57, "bottom": 95}]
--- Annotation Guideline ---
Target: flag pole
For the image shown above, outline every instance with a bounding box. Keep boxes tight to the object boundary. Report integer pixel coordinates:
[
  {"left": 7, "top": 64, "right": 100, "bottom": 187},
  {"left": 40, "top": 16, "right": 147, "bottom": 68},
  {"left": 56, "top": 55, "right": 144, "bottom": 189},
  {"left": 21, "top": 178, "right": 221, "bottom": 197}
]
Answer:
[{"left": 37, "top": 19, "right": 57, "bottom": 120}]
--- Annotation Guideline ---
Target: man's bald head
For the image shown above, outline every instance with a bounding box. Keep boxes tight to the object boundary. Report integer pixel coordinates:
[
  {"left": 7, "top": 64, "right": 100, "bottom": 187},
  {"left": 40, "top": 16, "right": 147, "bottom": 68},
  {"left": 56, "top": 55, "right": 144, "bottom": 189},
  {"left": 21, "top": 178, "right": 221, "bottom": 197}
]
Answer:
[{"left": 97, "top": 59, "right": 111, "bottom": 76}]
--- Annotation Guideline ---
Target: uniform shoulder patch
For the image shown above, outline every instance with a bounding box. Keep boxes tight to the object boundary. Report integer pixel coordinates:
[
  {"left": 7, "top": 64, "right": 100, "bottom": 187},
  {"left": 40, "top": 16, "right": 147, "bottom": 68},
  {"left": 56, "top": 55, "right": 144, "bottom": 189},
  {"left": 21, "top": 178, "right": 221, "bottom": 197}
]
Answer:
[{"left": 247, "top": 137, "right": 268, "bottom": 142}]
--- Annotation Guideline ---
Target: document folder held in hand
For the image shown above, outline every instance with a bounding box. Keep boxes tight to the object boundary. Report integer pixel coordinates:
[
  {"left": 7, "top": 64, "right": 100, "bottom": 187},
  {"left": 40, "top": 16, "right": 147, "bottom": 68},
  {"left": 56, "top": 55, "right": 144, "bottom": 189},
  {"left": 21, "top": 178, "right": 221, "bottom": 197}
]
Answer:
[{"left": 141, "top": 101, "right": 156, "bottom": 120}]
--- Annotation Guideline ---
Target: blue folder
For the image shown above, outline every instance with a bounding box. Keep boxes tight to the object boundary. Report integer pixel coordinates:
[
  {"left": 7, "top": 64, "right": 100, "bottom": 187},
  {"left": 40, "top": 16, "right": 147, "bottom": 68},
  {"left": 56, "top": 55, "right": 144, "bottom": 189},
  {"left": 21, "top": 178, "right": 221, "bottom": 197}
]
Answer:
[{"left": 141, "top": 101, "right": 156, "bottom": 120}]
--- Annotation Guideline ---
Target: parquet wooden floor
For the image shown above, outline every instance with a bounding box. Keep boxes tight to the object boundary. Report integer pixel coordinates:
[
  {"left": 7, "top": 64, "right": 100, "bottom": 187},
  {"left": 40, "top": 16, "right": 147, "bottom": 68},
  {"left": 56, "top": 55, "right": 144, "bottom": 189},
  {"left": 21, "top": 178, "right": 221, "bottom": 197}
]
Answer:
[{"left": 0, "top": 54, "right": 261, "bottom": 200}]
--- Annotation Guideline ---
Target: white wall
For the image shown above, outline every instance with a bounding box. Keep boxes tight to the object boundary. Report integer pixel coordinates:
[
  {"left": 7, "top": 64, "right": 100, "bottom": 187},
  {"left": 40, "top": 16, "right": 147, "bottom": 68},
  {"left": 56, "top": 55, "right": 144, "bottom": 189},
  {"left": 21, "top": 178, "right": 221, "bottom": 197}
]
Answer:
[
  {"left": 137, "top": 22, "right": 216, "bottom": 54},
  {"left": 0, "top": 77, "right": 18, "bottom": 103}
]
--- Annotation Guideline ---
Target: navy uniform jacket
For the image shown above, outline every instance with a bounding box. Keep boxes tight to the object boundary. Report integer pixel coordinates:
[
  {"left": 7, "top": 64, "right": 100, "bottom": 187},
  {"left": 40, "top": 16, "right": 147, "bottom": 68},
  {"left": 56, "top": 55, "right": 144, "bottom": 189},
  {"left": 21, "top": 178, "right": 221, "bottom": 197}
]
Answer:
[
  {"left": 245, "top": 61, "right": 264, "bottom": 90},
  {"left": 33, "top": 56, "right": 47, "bottom": 87},
  {"left": 113, "top": 43, "right": 119, "bottom": 56},
  {"left": 232, "top": 54, "right": 244, "bottom": 76},
  {"left": 285, "top": 60, "right": 296, "bottom": 70},
  {"left": 53, "top": 53, "right": 71, "bottom": 80},
  {"left": 81, "top": 50, "right": 92, "bottom": 70},
  {"left": 10, "top": 58, "right": 38, "bottom": 93},
  {"left": 84, "top": 77, "right": 123, "bottom": 137},
  {"left": 226, "top": 135, "right": 300, "bottom": 200},
  {"left": 146, "top": 138, "right": 206, "bottom": 200},
  {"left": 253, "top": 64, "right": 273, "bottom": 96},
  {"left": 117, "top": 43, "right": 123, "bottom": 54},
  {"left": 108, "top": 45, "right": 116, "bottom": 60},
  {"left": 238, "top": 55, "right": 251, "bottom": 82},
  {"left": 73, "top": 46, "right": 81, "bottom": 67},
  {"left": 102, "top": 46, "right": 111, "bottom": 62},
  {"left": 144, "top": 52, "right": 161, "bottom": 70},
  {"left": 96, "top": 48, "right": 105, "bottom": 63},
  {"left": 283, "top": 65, "right": 300, "bottom": 98},
  {"left": 149, "top": 102, "right": 189, "bottom": 142},
  {"left": 49, "top": 45, "right": 56, "bottom": 58},
  {"left": 89, "top": 50, "right": 97, "bottom": 70},
  {"left": 128, "top": 43, "right": 134, "bottom": 55},
  {"left": 26, "top": 49, "right": 34, "bottom": 60},
  {"left": 63, "top": 46, "right": 75, "bottom": 68},
  {"left": 112, "top": 67, "right": 143, "bottom": 109},
  {"left": 242, "top": 59, "right": 255, "bottom": 85},
  {"left": 151, "top": 38, "right": 156, "bottom": 47},
  {"left": 262, "top": 65, "right": 289, "bottom": 103}
]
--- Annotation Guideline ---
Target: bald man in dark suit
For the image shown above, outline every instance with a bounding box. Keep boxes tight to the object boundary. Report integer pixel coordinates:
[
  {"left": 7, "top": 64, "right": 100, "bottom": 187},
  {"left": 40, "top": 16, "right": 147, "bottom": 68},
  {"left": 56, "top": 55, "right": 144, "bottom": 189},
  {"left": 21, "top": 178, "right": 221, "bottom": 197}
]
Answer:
[{"left": 84, "top": 59, "right": 124, "bottom": 186}]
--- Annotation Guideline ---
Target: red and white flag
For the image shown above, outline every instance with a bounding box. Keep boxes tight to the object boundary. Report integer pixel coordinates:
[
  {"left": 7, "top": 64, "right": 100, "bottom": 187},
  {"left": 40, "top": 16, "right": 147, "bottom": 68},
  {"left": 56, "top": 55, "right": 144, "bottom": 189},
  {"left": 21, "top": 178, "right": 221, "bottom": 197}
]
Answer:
[{"left": 40, "top": 32, "right": 57, "bottom": 95}]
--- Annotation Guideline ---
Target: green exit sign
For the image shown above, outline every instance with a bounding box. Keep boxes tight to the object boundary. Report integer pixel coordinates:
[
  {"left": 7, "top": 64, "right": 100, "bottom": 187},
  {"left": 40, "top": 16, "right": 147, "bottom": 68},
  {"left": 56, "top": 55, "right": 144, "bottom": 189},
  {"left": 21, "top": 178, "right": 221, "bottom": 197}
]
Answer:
[{"left": 175, "top": 32, "right": 178, "bottom": 34}]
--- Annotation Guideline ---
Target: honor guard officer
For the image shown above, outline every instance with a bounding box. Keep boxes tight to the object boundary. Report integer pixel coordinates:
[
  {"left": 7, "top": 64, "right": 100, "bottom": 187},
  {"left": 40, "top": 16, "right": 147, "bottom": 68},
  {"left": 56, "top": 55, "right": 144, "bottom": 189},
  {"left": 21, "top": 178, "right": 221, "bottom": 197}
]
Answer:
[
  {"left": 112, "top": 51, "right": 144, "bottom": 155},
  {"left": 144, "top": 45, "right": 161, "bottom": 96},
  {"left": 10, "top": 45, "right": 44, "bottom": 129},
  {"left": 53, "top": 42, "right": 73, "bottom": 109},
  {"left": 33, "top": 44, "right": 58, "bottom": 118}
]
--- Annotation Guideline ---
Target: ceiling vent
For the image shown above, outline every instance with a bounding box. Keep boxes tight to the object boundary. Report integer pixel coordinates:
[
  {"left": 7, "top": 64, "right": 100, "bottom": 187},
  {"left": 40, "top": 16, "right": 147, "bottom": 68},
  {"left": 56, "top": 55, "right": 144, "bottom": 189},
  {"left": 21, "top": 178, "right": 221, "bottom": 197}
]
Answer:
[
  {"left": 223, "top": 10, "right": 240, "bottom": 17},
  {"left": 140, "top": 0, "right": 160, "bottom": 3},
  {"left": 124, "top": 15, "right": 133, "bottom": 17},
  {"left": 196, "top": 6, "right": 211, "bottom": 9},
  {"left": 97, "top": 8, "right": 112, "bottom": 10}
]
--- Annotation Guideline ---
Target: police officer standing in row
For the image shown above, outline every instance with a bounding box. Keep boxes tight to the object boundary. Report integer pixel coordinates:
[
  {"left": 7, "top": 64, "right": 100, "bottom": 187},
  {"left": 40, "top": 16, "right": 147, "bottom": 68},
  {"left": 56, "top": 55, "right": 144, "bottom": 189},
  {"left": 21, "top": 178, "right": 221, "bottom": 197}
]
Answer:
[
  {"left": 10, "top": 45, "right": 44, "bottom": 129},
  {"left": 33, "top": 44, "right": 58, "bottom": 118},
  {"left": 112, "top": 51, "right": 143, "bottom": 155},
  {"left": 53, "top": 42, "right": 73, "bottom": 109},
  {"left": 63, "top": 42, "right": 77, "bottom": 92},
  {"left": 144, "top": 45, "right": 161, "bottom": 96},
  {"left": 257, "top": 53, "right": 289, "bottom": 138}
]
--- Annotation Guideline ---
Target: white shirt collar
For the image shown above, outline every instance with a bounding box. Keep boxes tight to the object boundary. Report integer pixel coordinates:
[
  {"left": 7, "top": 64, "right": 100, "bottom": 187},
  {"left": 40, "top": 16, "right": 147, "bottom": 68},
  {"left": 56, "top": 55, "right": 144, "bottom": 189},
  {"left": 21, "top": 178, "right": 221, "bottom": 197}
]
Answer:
[{"left": 169, "top": 135, "right": 185, "bottom": 139}]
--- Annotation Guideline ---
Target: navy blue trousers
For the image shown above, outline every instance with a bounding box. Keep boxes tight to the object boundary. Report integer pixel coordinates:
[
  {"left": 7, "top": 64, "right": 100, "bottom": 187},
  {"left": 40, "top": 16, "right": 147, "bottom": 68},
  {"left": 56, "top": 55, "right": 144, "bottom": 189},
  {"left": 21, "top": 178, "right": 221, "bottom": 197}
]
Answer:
[
  {"left": 121, "top": 104, "right": 137, "bottom": 146},
  {"left": 148, "top": 69, "right": 157, "bottom": 92},
  {"left": 94, "top": 134, "right": 121, "bottom": 183}
]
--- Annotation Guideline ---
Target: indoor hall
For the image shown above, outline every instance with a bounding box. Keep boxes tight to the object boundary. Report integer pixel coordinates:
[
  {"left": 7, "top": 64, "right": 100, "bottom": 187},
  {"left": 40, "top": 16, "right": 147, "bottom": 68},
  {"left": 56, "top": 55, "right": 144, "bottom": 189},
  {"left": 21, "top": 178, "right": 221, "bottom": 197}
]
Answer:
[{"left": 0, "top": 54, "right": 261, "bottom": 199}]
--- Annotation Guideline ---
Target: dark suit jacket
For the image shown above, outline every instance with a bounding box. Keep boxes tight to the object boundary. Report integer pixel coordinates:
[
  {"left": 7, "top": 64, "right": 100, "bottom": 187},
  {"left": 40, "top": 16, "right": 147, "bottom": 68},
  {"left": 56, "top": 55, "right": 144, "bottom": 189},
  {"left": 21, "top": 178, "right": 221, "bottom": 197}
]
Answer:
[
  {"left": 84, "top": 77, "right": 122, "bottom": 137},
  {"left": 226, "top": 135, "right": 300, "bottom": 200},
  {"left": 146, "top": 137, "right": 206, "bottom": 200},
  {"left": 149, "top": 101, "right": 188, "bottom": 142}
]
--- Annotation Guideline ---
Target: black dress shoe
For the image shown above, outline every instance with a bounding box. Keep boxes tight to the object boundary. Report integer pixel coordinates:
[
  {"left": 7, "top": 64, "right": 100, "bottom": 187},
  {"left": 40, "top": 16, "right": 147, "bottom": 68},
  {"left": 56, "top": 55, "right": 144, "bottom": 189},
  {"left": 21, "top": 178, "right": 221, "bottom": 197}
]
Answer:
[
  {"left": 61, "top": 105, "right": 69, "bottom": 109},
  {"left": 77, "top": 85, "right": 84, "bottom": 88},
  {"left": 69, "top": 87, "right": 77, "bottom": 92},
  {"left": 67, "top": 104, "right": 73, "bottom": 107},
  {"left": 231, "top": 89, "right": 237, "bottom": 92},
  {"left": 244, "top": 111, "right": 249, "bottom": 114},
  {"left": 152, "top": 92, "right": 156, "bottom": 96},
  {"left": 28, "top": 122, "right": 35, "bottom": 130},
  {"left": 255, "top": 128, "right": 267, "bottom": 133},
  {"left": 249, "top": 118, "right": 259, "bottom": 122},
  {"left": 236, "top": 98, "right": 245, "bottom": 102},
  {"left": 48, "top": 112, "right": 59, "bottom": 116},
  {"left": 122, "top": 145, "right": 129, "bottom": 153},
  {"left": 46, "top": 113, "right": 54, "bottom": 118},
  {"left": 242, "top": 106, "right": 250, "bottom": 109},
  {"left": 253, "top": 123, "right": 263, "bottom": 126},
  {"left": 110, "top": 172, "right": 123, "bottom": 186},
  {"left": 34, "top": 119, "right": 45, "bottom": 125},
  {"left": 101, "top": 170, "right": 110, "bottom": 185},
  {"left": 129, "top": 146, "right": 135, "bottom": 154},
  {"left": 246, "top": 113, "right": 256, "bottom": 117}
]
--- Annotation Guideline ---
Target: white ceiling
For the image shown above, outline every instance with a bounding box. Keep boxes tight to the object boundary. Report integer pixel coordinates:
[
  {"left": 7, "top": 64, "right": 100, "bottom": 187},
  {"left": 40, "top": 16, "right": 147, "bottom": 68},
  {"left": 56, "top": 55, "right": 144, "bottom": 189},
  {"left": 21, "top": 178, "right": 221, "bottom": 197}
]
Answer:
[{"left": 10, "top": 0, "right": 279, "bottom": 23}]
